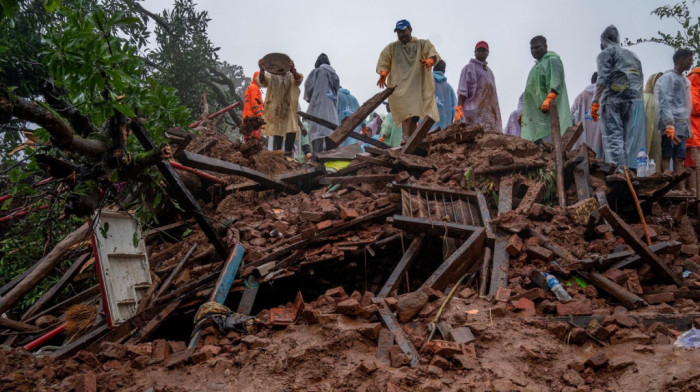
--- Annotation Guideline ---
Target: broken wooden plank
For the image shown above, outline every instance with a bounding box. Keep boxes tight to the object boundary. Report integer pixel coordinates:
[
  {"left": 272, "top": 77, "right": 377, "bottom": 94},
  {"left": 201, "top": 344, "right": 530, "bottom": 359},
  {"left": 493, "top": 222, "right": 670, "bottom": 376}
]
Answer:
[
  {"left": 155, "top": 243, "right": 198, "bottom": 300},
  {"left": 581, "top": 271, "right": 646, "bottom": 309},
  {"left": 131, "top": 121, "right": 229, "bottom": 259},
  {"left": 389, "top": 182, "right": 478, "bottom": 201},
  {"left": 402, "top": 116, "right": 435, "bottom": 154},
  {"left": 387, "top": 215, "right": 478, "bottom": 240},
  {"left": 475, "top": 190, "right": 494, "bottom": 235},
  {"left": 514, "top": 181, "right": 545, "bottom": 214},
  {"left": 225, "top": 181, "right": 260, "bottom": 193},
  {"left": 297, "top": 111, "right": 390, "bottom": 149},
  {"left": 549, "top": 101, "right": 566, "bottom": 207},
  {"left": 422, "top": 228, "right": 486, "bottom": 291},
  {"left": 378, "top": 235, "right": 424, "bottom": 298},
  {"left": 180, "top": 151, "right": 298, "bottom": 193},
  {"left": 606, "top": 241, "right": 680, "bottom": 270},
  {"left": 252, "top": 204, "right": 399, "bottom": 266},
  {"left": 318, "top": 174, "right": 395, "bottom": 185},
  {"left": 329, "top": 87, "right": 394, "bottom": 146},
  {"left": 561, "top": 121, "right": 584, "bottom": 152},
  {"left": 377, "top": 300, "right": 419, "bottom": 367},
  {"left": 126, "top": 299, "right": 182, "bottom": 344},
  {"left": 277, "top": 167, "right": 325, "bottom": 184},
  {"left": 236, "top": 275, "right": 259, "bottom": 316},
  {"left": 599, "top": 204, "right": 681, "bottom": 286},
  {"left": 0, "top": 223, "right": 90, "bottom": 316},
  {"left": 489, "top": 178, "right": 514, "bottom": 297},
  {"left": 639, "top": 167, "right": 693, "bottom": 207},
  {"left": 473, "top": 160, "right": 547, "bottom": 175},
  {"left": 479, "top": 247, "right": 493, "bottom": 298},
  {"left": 0, "top": 317, "right": 41, "bottom": 332},
  {"left": 21, "top": 253, "right": 90, "bottom": 321},
  {"left": 24, "top": 285, "right": 100, "bottom": 326},
  {"left": 354, "top": 154, "right": 394, "bottom": 168},
  {"left": 574, "top": 145, "right": 591, "bottom": 201}
]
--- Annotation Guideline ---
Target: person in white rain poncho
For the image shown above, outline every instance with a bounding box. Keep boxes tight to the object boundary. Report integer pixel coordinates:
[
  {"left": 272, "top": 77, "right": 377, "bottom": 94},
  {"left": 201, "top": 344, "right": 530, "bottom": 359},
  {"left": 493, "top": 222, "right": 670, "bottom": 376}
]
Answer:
[
  {"left": 591, "top": 25, "right": 645, "bottom": 171},
  {"left": 654, "top": 48, "right": 694, "bottom": 188},
  {"left": 503, "top": 93, "right": 523, "bottom": 137},
  {"left": 304, "top": 53, "right": 340, "bottom": 153},
  {"left": 337, "top": 87, "right": 364, "bottom": 147},
  {"left": 571, "top": 72, "right": 603, "bottom": 158}
]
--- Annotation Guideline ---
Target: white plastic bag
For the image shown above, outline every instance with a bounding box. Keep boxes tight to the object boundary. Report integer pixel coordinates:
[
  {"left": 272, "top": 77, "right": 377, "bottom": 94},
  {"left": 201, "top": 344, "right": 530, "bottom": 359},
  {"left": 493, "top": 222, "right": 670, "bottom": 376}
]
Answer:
[{"left": 674, "top": 326, "right": 700, "bottom": 349}]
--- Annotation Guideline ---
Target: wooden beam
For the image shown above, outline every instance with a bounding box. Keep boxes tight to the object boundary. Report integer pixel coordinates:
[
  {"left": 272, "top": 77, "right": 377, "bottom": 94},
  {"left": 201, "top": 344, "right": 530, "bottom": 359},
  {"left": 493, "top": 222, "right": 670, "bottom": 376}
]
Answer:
[
  {"left": 402, "top": 116, "right": 435, "bottom": 154},
  {"left": 180, "top": 151, "right": 298, "bottom": 193},
  {"left": 126, "top": 299, "right": 181, "bottom": 344},
  {"left": 422, "top": 228, "right": 486, "bottom": 291},
  {"left": 378, "top": 235, "right": 424, "bottom": 298},
  {"left": 0, "top": 222, "right": 90, "bottom": 316},
  {"left": 479, "top": 247, "right": 492, "bottom": 297},
  {"left": 387, "top": 215, "right": 478, "bottom": 239},
  {"left": 599, "top": 205, "right": 681, "bottom": 286},
  {"left": 21, "top": 253, "right": 90, "bottom": 320},
  {"left": 52, "top": 322, "right": 110, "bottom": 360},
  {"left": 377, "top": 301, "right": 419, "bottom": 367},
  {"left": 0, "top": 317, "right": 41, "bottom": 332},
  {"left": 640, "top": 168, "right": 693, "bottom": 207},
  {"left": 606, "top": 241, "right": 680, "bottom": 270},
  {"left": 252, "top": 204, "right": 399, "bottom": 266},
  {"left": 155, "top": 243, "right": 198, "bottom": 300},
  {"left": 562, "top": 122, "right": 584, "bottom": 152},
  {"left": 24, "top": 285, "right": 100, "bottom": 325},
  {"left": 549, "top": 101, "right": 566, "bottom": 207},
  {"left": 329, "top": 88, "right": 394, "bottom": 146},
  {"left": 318, "top": 174, "right": 395, "bottom": 185},
  {"left": 581, "top": 271, "right": 646, "bottom": 309},
  {"left": 574, "top": 145, "right": 591, "bottom": 201},
  {"left": 131, "top": 121, "right": 229, "bottom": 259}
]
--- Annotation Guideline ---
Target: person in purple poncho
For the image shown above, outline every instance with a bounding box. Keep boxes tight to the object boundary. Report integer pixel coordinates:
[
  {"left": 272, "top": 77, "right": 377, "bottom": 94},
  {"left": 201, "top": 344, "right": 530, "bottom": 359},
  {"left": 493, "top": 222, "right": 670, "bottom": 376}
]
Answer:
[{"left": 455, "top": 41, "right": 503, "bottom": 133}]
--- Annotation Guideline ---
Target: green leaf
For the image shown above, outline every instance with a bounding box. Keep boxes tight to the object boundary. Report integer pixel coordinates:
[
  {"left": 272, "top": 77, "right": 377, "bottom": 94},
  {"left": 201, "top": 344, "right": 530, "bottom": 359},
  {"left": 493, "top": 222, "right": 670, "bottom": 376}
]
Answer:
[
  {"left": 99, "top": 221, "right": 109, "bottom": 238},
  {"left": 132, "top": 231, "right": 139, "bottom": 248},
  {"left": 43, "top": 0, "right": 60, "bottom": 13},
  {"left": 0, "top": 45, "right": 8, "bottom": 54},
  {"left": 181, "top": 228, "right": 192, "bottom": 238}
]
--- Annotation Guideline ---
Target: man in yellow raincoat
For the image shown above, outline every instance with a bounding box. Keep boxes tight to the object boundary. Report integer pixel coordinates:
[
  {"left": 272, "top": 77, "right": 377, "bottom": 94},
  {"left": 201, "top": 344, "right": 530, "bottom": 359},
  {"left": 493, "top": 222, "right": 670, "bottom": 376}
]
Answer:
[{"left": 376, "top": 19, "right": 440, "bottom": 140}]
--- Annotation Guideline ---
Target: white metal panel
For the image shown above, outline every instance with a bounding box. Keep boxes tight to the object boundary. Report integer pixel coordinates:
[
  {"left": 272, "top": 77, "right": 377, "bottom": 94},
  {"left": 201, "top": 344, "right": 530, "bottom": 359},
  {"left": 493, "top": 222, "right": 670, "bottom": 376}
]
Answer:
[{"left": 92, "top": 210, "right": 152, "bottom": 327}]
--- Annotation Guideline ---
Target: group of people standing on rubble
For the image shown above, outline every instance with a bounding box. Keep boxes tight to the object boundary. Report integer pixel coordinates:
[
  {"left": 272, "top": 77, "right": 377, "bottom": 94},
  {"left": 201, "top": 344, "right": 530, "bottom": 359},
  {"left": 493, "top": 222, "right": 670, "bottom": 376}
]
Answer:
[{"left": 242, "top": 20, "right": 700, "bottom": 192}]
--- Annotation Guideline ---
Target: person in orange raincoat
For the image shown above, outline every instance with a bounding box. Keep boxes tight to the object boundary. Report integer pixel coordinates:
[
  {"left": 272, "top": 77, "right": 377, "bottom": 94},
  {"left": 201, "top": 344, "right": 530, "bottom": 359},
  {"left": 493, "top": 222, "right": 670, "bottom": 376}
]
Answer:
[
  {"left": 243, "top": 71, "right": 264, "bottom": 140},
  {"left": 686, "top": 67, "right": 700, "bottom": 194}
]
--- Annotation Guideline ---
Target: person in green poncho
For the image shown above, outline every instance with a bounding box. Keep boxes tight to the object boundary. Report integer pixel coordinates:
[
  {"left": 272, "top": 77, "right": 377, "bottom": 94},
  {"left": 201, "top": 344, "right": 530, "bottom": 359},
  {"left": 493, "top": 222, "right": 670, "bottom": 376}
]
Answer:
[
  {"left": 379, "top": 102, "right": 403, "bottom": 148},
  {"left": 520, "top": 36, "right": 572, "bottom": 142}
]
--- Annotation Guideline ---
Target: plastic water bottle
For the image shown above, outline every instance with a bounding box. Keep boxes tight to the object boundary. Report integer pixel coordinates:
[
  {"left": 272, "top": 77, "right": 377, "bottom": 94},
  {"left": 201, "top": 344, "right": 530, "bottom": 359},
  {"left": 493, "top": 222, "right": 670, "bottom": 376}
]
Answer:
[
  {"left": 544, "top": 273, "right": 572, "bottom": 302},
  {"left": 636, "top": 148, "right": 648, "bottom": 177},
  {"left": 648, "top": 159, "right": 657, "bottom": 176}
]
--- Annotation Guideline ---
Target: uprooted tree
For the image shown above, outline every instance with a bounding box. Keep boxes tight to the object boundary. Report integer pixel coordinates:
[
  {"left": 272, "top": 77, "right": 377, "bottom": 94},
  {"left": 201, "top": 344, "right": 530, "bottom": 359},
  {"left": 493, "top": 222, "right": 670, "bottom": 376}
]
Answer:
[{"left": 0, "top": 0, "right": 244, "bottom": 314}]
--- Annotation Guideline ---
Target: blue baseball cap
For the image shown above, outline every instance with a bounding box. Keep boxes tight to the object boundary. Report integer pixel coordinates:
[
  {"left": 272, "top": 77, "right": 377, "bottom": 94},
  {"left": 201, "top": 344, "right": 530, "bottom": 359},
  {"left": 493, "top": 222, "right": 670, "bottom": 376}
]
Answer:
[{"left": 394, "top": 19, "right": 411, "bottom": 32}]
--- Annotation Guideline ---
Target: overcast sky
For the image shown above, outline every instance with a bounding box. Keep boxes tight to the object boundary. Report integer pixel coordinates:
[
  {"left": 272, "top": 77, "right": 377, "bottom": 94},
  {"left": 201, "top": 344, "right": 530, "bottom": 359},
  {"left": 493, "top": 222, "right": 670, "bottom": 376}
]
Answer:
[{"left": 146, "top": 0, "right": 686, "bottom": 126}]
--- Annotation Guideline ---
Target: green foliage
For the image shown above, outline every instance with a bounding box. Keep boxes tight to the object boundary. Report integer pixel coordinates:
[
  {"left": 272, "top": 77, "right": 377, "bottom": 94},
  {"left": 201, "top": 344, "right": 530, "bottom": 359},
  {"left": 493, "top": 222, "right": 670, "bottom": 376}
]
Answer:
[
  {"left": 625, "top": 0, "right": 700, "bottom": 67},
  {"left": 147, "top": 0, "right": 219, "bottom": 114}
]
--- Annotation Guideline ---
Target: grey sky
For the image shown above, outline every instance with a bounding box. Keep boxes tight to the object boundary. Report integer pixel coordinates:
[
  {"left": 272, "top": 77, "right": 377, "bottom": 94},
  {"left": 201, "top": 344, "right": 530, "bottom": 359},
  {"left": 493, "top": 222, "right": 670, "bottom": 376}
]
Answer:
[{"left": 146, "top": 0, "right": 684, "bottom": 126}]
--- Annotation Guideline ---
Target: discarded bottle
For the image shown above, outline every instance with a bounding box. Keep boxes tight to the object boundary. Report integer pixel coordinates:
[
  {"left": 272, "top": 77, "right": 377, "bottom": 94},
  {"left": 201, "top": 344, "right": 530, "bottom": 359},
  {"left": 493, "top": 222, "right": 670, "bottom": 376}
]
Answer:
[
  {"left": 544, "top": 273, "right": 572, "bottom": 302},
  {"left": 636, "top": 148, "right": 648, "bottom": 177},
  {"left": 648, "top": 159, "right": 657, "bottom": 175}
]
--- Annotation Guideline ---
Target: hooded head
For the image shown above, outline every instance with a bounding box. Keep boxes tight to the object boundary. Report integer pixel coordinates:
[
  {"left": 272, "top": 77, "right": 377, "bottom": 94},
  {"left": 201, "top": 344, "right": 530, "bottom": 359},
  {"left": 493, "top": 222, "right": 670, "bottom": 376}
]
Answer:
[
  {"left": 600, "top": 25, "right": 620, "bottom": 50},
  {"left": 315, "top": 53, "right": 330, "bottom": 68},
  {"left": 433, "top": 60, "right": 446, "bottom": 73},
  {"left": 252, "top": 71, "right": 259, "bottom": 85},
  {"left": 644, "top": 72, "right": 663, "bottom": 94}
]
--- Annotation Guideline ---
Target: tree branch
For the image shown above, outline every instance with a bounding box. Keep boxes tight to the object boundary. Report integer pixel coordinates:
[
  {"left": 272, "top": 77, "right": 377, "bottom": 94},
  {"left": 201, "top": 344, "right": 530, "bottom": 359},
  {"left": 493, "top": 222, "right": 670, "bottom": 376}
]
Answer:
[
  {"left": 0, "top": 87, "right": 108, "bottom": 157},
  {"left": 132, "top": 2, "right": 172, "bottom": 34},
  {"left": 39, "top": 81, "right": 100, "bottom": 138},
  {"left": 204, "top": 79, "right": 241, "bottom": 126}
]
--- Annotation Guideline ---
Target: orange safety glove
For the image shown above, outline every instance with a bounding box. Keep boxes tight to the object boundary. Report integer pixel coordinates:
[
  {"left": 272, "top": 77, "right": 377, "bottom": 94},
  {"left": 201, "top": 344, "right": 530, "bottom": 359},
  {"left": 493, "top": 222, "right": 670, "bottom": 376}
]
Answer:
[
  {"left": 591, "top": 102, "right": 600, "bottom": 122},
  {"left": 453, "top": 105, "right": 463, "bottom": 123},
  {"left": 420, "top": 58, "right": 435, "bottom": 70},
  {"left": 540, "top": 92, "right": 557, "bottom": 113},
  {"left": 665, "top": 124, "right": 675, "bottom": 140},
  {"left": 377, "top": 71, "right": 388, "bottom": 89},
  {"left": 379, "top": 136, "right": 386, "bottom": 142}
]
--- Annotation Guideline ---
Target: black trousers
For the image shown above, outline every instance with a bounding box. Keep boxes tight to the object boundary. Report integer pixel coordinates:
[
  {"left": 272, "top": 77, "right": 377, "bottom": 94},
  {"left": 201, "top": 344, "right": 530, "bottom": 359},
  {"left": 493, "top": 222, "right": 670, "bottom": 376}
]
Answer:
[
  {"left": 311, "top": 137, "right": 331, "bottom": 154},
  {"left": 272, "top": 133, "right": 296, "bottom": 154}
]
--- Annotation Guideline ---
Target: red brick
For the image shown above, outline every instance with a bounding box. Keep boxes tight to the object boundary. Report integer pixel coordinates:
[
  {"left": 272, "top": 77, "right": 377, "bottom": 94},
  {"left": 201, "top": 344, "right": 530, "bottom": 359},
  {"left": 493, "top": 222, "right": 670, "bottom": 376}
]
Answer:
[
  {"left": 494, "top": 287, "right": 511, "bottom": 302},
  {"left": 165, "top": 347, "right": 195, "bottom": 368},
  {"left": 340, "top": 206, "right": 359, "bottom": 220},
  {"left": 642, "top": 292, "right": 675, "bottom": 304},
  {"left": 99, "top": 342, "right": 126, "bottom": 360},
  {"left": 603, "top": 268, "right": 628, "bottom": 285},
  {"left": 316, "top": 220, "right": 333, "bottom": 230},
  {"left": 151, "top": 339, "right": 171, "bottom": 363},
  {"left": 526, "top": 245, "right": 554, "bottom": 261},
  {"left": 506, "top": 235, "right": 523, "bottom": 257},
  {"left": 556, "top": 301, "right": 593, "bottom": 316},
  {"left": 584, "top": 352, "right": 609, "bottom": 369},
  {"left": 336, "top": 298, "right": 362, "bottom": 316},
  {"left": 357, "top": 322, "right": 382, "bottom": 340},
  {"left": 71, "top": 371, "right": 97, "bottom": 392},
  {"left": 422, "top": 340, "right": 462, "bottom": 359},
  {"left": 514, "top": 297, "right": 535, "bottom": 310},
  {"left": 396, "top": 291, "right": 428, "bottom": 322}
]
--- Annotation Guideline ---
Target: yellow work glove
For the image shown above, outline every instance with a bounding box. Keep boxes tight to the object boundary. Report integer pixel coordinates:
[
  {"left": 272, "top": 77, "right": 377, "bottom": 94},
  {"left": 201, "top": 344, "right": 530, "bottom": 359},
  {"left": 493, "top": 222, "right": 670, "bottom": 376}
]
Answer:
[
  {"left": 420, "top": 58, "right": 435, "bottom": 70},
  {"left": 454, "top": 105, "right": 463, "bottom": 123},
  {"left": 665, "top": 124, "right": 675, "bottom": 140},
  {"left": 591, "top": 102, "right": 600, "bottom": 122},
  {"left": 377, "top": 71, "right": 388, "bottom": 89},
  {"left": 540, "top": 92, "right": 557, "bottom": 113}
]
